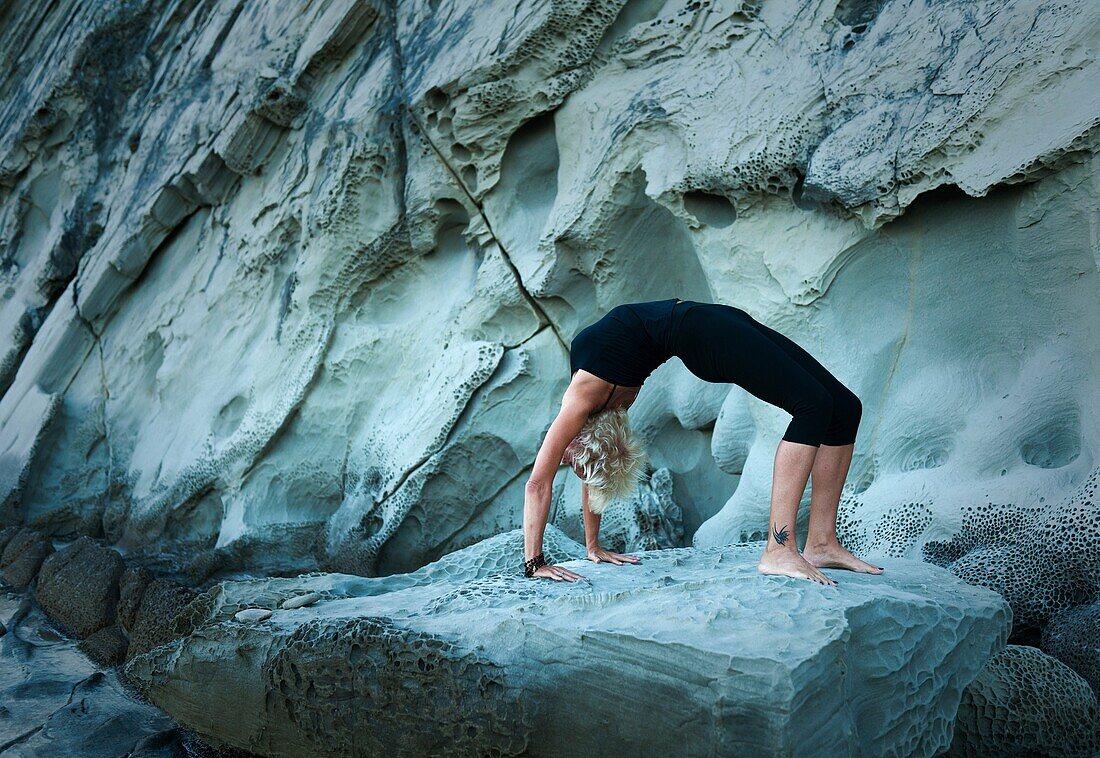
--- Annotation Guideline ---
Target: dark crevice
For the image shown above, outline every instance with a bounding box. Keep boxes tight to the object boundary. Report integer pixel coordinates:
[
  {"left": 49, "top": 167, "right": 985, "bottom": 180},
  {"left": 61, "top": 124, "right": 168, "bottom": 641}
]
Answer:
[
  {"left": 407, "top": 112, "right": 568, "bottom": 353},
  {"left": 386, "top": 4, "right": 566, "bottom": 355}
]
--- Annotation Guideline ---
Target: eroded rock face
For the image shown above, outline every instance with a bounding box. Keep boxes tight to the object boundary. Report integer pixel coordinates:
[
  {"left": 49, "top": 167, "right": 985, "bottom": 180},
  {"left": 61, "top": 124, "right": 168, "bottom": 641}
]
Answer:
[
  {"left": 946, "top": 645, "right": 1100, "bottom": 757},
  {"left": 124, "top": 534, "right": 1010, "bottom": 757},
  {"left": 922, "top": 466, "right": 1100, "bottom": 637},
  {"left": 0, "top": 0, "right": 1093, "bottom": 592},
  {"left": 34, "top": 535, "right": 125, "bottom": 638},
  {"left": 0, "top": 2, "right": 1096, "bottom": 753},
  {"left": 554, "top": 466, "right": 684, "bottom": 553}
]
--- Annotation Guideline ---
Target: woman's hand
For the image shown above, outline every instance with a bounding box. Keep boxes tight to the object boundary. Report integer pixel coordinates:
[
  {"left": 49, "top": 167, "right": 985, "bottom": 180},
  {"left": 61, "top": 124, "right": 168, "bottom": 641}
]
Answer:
[
  {"left": 586, "top": 545, "right": 641, "bottom": 565},
  {"left": 532, "top": 563, "right": 587, "bottom": 582}
]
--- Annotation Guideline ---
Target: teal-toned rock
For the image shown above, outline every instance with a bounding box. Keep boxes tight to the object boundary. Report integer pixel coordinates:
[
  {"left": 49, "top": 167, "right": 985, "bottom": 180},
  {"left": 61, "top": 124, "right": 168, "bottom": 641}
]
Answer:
[{"left": 125, "top": 532, "right": 1009, "bottom": 758}]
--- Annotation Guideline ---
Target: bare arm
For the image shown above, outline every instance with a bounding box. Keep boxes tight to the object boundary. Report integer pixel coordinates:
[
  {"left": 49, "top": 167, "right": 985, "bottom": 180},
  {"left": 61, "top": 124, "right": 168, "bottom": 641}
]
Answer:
[
  {"left": 581, "top": 483, "right": 600, "bottom": 550},
  {"left": 523, "top": 379, "right": 640, "bottom": 579},
  {"left": 523, "top": 398, "right": 590, "bottom": 563},
  {"left": 582, "top": 482, "right": 642, "bottom": 566}
]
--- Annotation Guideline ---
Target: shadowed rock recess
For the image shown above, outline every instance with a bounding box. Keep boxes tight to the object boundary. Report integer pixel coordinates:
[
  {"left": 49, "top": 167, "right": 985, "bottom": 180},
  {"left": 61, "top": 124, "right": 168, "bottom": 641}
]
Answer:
[{"left": 1, "top": 0, "right": 1098, "bottom": 755}]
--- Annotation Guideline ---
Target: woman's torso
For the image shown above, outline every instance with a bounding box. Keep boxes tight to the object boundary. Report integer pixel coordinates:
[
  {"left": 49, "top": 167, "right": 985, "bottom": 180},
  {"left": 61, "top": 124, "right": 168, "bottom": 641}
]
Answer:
[{"left": 569, "top": 298, "right": 697, "bottom": 410}]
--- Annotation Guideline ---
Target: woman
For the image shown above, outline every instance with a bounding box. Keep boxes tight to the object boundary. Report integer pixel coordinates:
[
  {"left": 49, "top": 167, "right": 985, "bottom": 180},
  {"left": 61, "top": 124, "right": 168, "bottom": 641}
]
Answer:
[{"left": 522, "top": 298, "right": 884, "bottom": 585}]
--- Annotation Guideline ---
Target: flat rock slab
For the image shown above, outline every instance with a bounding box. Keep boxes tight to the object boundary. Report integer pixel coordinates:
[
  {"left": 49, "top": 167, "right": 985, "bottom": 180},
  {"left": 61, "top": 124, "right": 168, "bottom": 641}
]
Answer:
[
  {"left": 0, "top": 591, "right": 179, "bottom": 756},
  {"left": 126, "top": 544, "right": 1010, "bottom": 758}
]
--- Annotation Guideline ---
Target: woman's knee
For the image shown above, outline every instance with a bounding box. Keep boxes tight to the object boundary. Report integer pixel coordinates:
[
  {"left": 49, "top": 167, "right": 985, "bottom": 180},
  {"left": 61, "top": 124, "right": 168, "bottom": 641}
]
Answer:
[
  {"left": 835, "top": 386, "right": 861, "bottom": 424},
  {"left": 822, "top": 386, "right": 862, "bottom": 445},
  {"left": 782, "top": 382, "right": 834, "bottom": 446}
]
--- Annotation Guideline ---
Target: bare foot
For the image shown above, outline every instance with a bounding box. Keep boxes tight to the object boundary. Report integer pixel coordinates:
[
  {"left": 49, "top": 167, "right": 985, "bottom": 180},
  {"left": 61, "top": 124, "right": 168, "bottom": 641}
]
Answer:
[
  {"left": 758, "top": 545, "right": 837, "bottom": 586},
  {"left": 803, "top": 540, "right": 883, "bottom": 574}
]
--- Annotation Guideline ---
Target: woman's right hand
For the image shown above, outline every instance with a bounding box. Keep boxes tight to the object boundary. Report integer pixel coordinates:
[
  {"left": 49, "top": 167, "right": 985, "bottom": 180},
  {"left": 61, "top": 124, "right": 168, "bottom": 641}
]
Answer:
[{"left": 532, "top": 563, "right": 587, "bottom": 582}]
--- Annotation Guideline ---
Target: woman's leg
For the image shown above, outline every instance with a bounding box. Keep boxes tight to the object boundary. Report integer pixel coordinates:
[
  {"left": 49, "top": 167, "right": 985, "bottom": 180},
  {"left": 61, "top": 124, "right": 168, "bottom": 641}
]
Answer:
[
  {"left": 680, "top": 306, "right": 838, "bottom": 585},
  {"left": 736, "top": 311, "right": 862, "bottom": 446},
  {"left": 738, "top": 314, "right": 881, "bottom": 573},
  {"left": 761, "top": 439, "right": 836, "bottom": 585}
]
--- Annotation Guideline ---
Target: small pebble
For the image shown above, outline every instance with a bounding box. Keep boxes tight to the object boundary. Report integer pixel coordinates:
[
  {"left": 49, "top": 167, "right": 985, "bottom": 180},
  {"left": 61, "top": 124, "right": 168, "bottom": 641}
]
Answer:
[
  {"left": 234, "top": 608, "right": 272, "bottom": 623},
  {"left": 280, "top": 592, "right": 321, "bottom": 610}
]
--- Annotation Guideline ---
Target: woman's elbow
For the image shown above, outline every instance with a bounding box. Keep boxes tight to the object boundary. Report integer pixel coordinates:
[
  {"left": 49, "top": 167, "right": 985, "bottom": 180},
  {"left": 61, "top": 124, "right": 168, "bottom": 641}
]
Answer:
[{"left": 525, "top": 477, "right": 550, "bottom": 496}]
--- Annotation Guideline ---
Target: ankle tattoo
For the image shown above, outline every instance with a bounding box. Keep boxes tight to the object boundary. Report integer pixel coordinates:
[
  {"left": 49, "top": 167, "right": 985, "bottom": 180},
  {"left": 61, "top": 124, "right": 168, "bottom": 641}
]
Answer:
[{"left": 772, "top": 522, "right": 789, "bottom": 546}]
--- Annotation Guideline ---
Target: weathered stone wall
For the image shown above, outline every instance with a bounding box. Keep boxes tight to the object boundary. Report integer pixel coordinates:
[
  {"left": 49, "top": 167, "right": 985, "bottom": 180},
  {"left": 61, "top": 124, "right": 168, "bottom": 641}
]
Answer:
[
  {"left": 2, "top": 0, "right": 1095, "bottom": 582},
  {"left": 1, "top": 5, "right": 1098, "bottom": 748}
]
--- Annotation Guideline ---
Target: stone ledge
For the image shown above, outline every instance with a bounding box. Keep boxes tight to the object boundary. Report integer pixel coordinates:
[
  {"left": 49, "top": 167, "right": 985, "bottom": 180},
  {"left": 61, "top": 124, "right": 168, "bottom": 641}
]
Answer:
[{"left": 124, "top": 538, "right": 1010, "bottom": 757}]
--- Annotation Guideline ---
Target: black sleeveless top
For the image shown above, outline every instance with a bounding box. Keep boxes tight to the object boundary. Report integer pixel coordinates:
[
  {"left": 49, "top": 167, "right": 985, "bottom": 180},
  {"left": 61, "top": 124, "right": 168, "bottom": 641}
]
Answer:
[{"left": 569, "top": 298, "right": 689, "bottom": 390}]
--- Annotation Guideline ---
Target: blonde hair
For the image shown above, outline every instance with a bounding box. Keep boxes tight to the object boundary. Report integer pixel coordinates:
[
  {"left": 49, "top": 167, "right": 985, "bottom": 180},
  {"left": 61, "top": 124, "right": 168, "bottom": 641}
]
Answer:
[{"left": 563, "top": 407, "right": 648, "bottom": 514}]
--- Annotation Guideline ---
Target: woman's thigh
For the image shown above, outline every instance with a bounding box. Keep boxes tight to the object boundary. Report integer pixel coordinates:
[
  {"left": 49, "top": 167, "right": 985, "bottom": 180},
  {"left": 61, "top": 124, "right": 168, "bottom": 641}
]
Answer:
[
  {"left": 676, "top": 305, "right": 827, "bottom": 411},
  {"left": 738, "top": 311, "right": 849, "bottom": 396}
]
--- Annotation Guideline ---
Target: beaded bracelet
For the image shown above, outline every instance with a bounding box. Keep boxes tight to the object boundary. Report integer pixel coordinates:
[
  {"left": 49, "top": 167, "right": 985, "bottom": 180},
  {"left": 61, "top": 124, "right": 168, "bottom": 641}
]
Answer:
[{"left": 523, "top": 551, "right": 548, "bottom": 577}]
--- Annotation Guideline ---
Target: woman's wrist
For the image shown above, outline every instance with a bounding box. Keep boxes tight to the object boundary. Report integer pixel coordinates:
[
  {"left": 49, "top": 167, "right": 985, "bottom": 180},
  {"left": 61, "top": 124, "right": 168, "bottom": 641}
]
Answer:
[{"left": 523, "top": 551, "right": 548, "bottom": 577}]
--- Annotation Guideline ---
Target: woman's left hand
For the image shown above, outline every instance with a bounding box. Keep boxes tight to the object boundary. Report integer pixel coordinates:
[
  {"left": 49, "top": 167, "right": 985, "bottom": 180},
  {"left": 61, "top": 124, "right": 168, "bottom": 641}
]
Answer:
[{"left": 586, "top": 546, "right": 641, "bottom": 565}]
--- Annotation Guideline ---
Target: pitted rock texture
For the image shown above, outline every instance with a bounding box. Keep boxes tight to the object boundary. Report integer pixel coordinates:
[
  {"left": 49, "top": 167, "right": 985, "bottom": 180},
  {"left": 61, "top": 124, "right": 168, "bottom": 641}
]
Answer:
[
  {"left": 0, "top": 0, "right": 1093, "bottom": 598},
  {"left": 945, "top": 645, "right": 1100, "bottom": 757},
  {"left": 34, "top": 535, "right": 125, "bottom": 638},
  {"left": 922, "top": 466, "right": 1100, "bottom": 636},
  {"left": 267, "top": 616, "right": 529, "bottom": 757},
  {"left": 125, "top": 577, "right": 198, "bottom": 661},
  {"left": 0, "top": 527, "right": 53, "bottom": 588},
  {"left": 124, "top": 540, "right": 1010, "bottom": 758},
  {"left": 1042, "top": 601, "right": 1100, "bottom": 697}
]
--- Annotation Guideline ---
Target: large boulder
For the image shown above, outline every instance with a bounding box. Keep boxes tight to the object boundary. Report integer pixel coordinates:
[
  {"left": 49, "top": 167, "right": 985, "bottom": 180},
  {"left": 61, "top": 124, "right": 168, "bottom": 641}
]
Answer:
[
  {"left": 34, "top": 536, "right": 126, "bottom": 638},
  {"left": 0, "top": 527, "right": 53, "bottom": 588},
  {"left": 116, "top": 564, "right": 154, "bottom": 635},
  {"left": 125, "top": 578, "right": 198, "bottom": 661},
  {"left": 78, "top": 624, "right": 130, "bottom": 667},
  {"left": 1042, "top": 600, "right": 1100, "bottom": 697},
  {"left": 125, "top": 536, "right": 1009, "bottom": 757},
  {"left": 946, "top": 644, "right": 1100, "bottom": 757},
  {"left": 0, "top": 525, "right": 20, "bottom": 555}
]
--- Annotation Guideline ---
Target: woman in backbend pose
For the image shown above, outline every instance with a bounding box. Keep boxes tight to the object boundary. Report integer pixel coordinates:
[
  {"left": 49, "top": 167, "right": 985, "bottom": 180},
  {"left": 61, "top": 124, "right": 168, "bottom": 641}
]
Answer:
[{"left": 522, "top": 298, "right": 884, "bottom": 585}]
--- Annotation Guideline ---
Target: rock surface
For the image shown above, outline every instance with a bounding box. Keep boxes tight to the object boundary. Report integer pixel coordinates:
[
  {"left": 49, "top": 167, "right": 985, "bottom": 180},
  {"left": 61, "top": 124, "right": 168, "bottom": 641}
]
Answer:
[
  {"left": 233, "top": 607, "right": 272, "bottom": 623},
  {"left": 0, "top": 0, "right": 1093, "bottom": 591},
  {"left": 1042, "top": 600, "right": 1100, "bottom": 697},
  {"left": 0, "top": 527, "right": 53, "bottom": 588},
  {"left": 0, "top": 1, "right": 1096, "bottom": 755},
  {"left": 923, "top": 466, "right": 1100, "bottom": 636},
  {"left": 279, "top": 592, "right": 320, "bottom": 610},
  {"left": 78, "top": 623, "right": 129, "bottom": 667},
  {"left": 125, "top": 577, "right": 197, "bottom": 661},
  {"left": 125, "top": 538, "right": 1010, "bottom": 757},
  {"left": 34, "top": 535, "right": 125, "bottom": 638},
  {"left": 116, "top": 563, "right": 153, "bottom": 634},
  {"left": 0, "top": 590, "right": 180, "bottom": 756},
  {"left": 945, "top": 645, "right": 1100, "bottom": 757}
]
